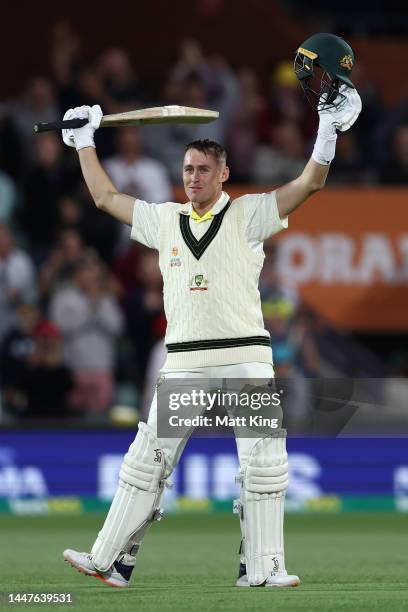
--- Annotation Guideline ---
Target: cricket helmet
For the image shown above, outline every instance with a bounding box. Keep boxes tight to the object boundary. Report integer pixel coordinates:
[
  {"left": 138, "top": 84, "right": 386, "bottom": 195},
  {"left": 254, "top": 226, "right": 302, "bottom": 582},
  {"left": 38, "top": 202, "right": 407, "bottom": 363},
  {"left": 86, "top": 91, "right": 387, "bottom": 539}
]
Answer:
[{"left": 294, "top": 33, "right": 355, "bottom": 110}]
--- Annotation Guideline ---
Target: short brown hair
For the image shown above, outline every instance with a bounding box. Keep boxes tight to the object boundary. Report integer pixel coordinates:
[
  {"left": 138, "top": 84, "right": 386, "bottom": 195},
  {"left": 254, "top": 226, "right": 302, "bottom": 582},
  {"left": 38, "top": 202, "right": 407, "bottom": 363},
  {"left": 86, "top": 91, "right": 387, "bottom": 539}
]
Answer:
[{"left": 184, "top": 139, "right": 227, "bottom": 164}]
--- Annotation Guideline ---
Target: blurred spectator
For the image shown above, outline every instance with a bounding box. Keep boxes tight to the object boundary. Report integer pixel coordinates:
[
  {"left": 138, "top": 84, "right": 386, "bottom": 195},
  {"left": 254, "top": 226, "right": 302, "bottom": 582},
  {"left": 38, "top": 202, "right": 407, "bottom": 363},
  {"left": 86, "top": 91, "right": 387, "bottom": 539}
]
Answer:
[
  {"left": 4, "top": 320, "right": 73, "bottom": 418},
  {"left": 19, "top": 132, "right": 80, "bottom": 262},
  {"left": 0, "top": 169, "right": 18, "bottom": 225},
  {"left": 0, "top": 302, "right": 40, "bottom": 390},
  {"left": 263, "top": 296, "right": 297, "bottom": 377},
  {"left": 126, "top": 249, "right": 165, "bottom": 386},
  {"left": 0, "top": 104, "right": 24, "bottom": 182},
  {"left": 38, "top": 228, "right": 87, "bottom": 304},
  {"left": 10, "top": 77, "right": 59, "bottom": 165},
  {"left": 167, "top": 40, "right": 237, "bottom": 144},
  {"left": 346, "top": 63, "right": 384, "bottom": 169},
  {"left": 227, "top": 67, "right": 267, "bottom": 182},
  {"left": 104, "top": 127, "right": 172, "bottom": 251},
  {"left": 262, "top": 61, "right": 314, "bottom": 142},
  {"left": 98, "top": 48, "right": 142, "bottom": 112},
  {"left": 263, "top": 296, "right": 320, "bottom": 378},
  {"left": 112, "top": 243, "right": 143, "bottom": 298},
  {"left": 104, "top": 128, "right": 172, "bottom": 202},
  {"left": 327, "top": 132, "right": 369, "bottom": 185},
  {"left": 49, "top": 252, "right": 123, "bottom": 413},
  {"left": 57, "top": 195, "right": 85, "bottom": 233},
  {"left": 378, "top": 124, "right": 408, "bottom": 184},
  {"left": 260, "top": 242, "right": 319, "bottom": 377},
  {"left": 0, "top": 224, "right": 37, "bottom": 344},
  {"left": 251, "top": 120, "right": 307, "bottom": 184},
  {"left": 51, "top": 21, "right": 82, "bottom": 110},
  {"left": 143, "top": 46, "right": 238, "bottom": 181}
]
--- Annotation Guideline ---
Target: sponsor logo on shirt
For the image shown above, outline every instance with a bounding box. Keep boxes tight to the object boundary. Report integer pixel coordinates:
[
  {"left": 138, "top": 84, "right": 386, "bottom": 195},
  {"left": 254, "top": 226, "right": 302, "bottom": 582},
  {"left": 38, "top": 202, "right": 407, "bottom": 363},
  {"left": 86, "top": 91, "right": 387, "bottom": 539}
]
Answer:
[
  {"left": 170, "top": 246, "right": 182, "bottom": 267},
  {"left": 190, "top": 274, "right": 209, "bottom": 291}
]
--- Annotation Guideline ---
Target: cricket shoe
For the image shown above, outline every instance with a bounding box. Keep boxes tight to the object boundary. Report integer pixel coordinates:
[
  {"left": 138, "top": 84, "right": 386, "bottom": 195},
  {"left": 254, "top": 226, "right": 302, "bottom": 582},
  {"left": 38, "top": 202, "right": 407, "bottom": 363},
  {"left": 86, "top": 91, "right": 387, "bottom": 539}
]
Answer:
[
  {"left": 63, "top": 549, "right": 134, "bottom": 588},
  {"left": 235, "top": 563, "right": 300, "bottom": 588}
]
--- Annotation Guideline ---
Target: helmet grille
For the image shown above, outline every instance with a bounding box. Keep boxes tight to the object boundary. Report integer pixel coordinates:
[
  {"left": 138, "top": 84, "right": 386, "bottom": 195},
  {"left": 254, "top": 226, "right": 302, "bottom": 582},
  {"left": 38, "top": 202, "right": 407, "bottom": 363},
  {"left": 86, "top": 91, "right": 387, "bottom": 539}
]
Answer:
[{"left": 294, "top": 52, "right": 347, "bottom": 111}]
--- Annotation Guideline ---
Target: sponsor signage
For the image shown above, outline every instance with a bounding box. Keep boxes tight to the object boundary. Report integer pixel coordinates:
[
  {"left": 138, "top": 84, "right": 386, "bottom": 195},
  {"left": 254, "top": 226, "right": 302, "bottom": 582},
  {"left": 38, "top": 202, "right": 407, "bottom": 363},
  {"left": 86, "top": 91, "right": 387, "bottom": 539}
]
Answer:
[{"left": 0, "top": 431, "right": 407, "bottom": 513}]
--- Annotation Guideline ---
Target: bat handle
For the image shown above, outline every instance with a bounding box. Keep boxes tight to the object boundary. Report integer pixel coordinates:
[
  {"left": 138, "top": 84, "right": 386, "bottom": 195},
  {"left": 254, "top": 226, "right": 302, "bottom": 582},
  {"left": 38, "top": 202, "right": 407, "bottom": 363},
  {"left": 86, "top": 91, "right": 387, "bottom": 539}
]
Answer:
[{"left": 33, "top": 118, "right": 89, "bottom": 133}]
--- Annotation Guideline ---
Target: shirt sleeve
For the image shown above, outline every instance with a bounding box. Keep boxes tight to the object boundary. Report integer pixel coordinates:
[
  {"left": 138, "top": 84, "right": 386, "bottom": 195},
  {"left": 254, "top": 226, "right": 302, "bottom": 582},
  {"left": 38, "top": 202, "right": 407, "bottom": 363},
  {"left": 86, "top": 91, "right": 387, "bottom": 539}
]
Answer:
[
  {"left": 239, "top": 191, "right": 288, "bottom": 242},
  {"left": 130, "top": 199, "right": 163, "bottom": 250}
]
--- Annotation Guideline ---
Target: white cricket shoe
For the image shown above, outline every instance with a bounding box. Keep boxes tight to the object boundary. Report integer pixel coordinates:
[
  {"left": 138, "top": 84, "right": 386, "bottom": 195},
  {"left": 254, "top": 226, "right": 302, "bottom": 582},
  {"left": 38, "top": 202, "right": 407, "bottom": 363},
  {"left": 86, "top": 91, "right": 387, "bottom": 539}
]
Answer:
[
  {"left": 236, "top": 568, "right": 301, "bottom": 588},
  {"left": 63, "top": 549, "right": 133, "bottom": 588}
]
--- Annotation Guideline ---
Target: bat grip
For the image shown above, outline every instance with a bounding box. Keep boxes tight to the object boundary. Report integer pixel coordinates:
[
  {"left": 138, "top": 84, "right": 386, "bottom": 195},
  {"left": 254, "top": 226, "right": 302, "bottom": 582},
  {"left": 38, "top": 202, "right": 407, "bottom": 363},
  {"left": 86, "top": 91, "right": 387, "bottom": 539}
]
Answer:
[{"left": 33, "top": 118, "right": 89, "bottom": 133}]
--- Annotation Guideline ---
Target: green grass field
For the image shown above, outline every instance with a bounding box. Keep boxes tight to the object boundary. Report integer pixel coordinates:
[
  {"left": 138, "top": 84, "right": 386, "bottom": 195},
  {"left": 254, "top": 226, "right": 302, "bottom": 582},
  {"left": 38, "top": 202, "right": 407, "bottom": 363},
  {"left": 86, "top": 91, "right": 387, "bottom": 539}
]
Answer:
[{"left": 1, "top": 513, "right": 407, "bottom": 611}]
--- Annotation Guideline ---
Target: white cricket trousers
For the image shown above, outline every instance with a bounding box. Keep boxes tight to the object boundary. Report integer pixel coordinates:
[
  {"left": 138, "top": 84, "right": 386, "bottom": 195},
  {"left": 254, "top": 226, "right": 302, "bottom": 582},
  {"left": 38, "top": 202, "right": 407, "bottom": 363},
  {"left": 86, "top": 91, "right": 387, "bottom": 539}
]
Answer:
[{"left": 145, "top": 361, "right": 274, "bottom": 476}]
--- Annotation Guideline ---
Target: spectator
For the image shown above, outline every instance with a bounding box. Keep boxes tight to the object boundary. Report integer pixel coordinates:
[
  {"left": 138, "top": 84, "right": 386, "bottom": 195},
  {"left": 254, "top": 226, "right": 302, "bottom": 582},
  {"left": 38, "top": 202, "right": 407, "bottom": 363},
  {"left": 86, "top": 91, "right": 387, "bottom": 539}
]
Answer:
[
  {"left": 378, "top": 124, "right": 408, "bottom": 184},
  {"left": 0, "top": 169, "right": 18, "bottom": 226},
  {"left": 126, "top": 249, "right": 165, "bottom": 386},
  {"left": 104, "top": 127, "right": 172, "bottom": 203},
  {"left": 98, "top": 48, "right": 142, "bottom": 112},
  {"left": 327, "top": 132, "right": 368, "bottom": 185},
  {"left": 57, "top": 195, "right": 85, "bottom": 233},
  {"left": 51, "top": 21, "right": 82, "bottom": 111},
  {"left": 346, "top": 63, "right": 384, "bottom": 169},
  {"left": 0, "top": 104, "right": 24, "bottom": 182},
  {"left": 104, "top": 127, "right": 172, "bottom": 251},
  {"left": 0, "top": 302, "right": 40, "bottom": 392},
  {"left": 144, "top": 41, "right": 237, "bottom": 182},
  {"left": 7, "top": 320, "right": 73, "bottom": 418},
  {"left": 262, "top": 61, "right": 313, "bottom": 142},
  {"left": 38, "top": 228, "right": 87, "bottom": 303},
  {"left": 49, "top": 252, "right": 124, "bottom": 413},
  {"left": 227, "top": 67, "right": 267, "bottom": 182},
  {"left": 19, "top": 132, "right": 80, "bottom": 262},
  {"left": 10, "top": 77, "right": 59, "bottom": 165},
  {"left": 0, "top": 224, "right": 37, "bottom": 344},
  {"left": 251, "top": 120, "right": 307, "bottom": 184}
]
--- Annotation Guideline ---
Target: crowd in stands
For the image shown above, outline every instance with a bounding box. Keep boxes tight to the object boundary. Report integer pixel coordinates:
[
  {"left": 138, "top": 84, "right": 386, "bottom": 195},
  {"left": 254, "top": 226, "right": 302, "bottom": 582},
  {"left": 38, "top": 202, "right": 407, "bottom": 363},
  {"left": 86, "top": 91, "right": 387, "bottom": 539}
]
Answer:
[{"left": 0, "top": 23, "right": 405, "bottom": 422}]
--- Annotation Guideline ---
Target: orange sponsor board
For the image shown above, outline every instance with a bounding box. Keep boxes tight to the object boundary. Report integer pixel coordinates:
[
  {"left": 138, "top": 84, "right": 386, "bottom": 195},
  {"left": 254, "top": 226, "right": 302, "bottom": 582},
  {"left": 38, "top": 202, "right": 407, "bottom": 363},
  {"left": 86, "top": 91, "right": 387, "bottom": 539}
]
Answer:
[
  {"left": 172, "top": 187, "right": 408, "bottom": 330},
  {"left": 273, "top": 189, "right": 408, "bottom": 330}
]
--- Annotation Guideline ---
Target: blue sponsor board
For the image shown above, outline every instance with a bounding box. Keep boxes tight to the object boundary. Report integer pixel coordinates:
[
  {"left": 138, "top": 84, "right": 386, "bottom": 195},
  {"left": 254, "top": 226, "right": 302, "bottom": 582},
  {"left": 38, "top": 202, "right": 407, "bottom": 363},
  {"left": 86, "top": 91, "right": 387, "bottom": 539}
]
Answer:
[{"left": 0, "top": 431, "right": 407, "bottom": 512}]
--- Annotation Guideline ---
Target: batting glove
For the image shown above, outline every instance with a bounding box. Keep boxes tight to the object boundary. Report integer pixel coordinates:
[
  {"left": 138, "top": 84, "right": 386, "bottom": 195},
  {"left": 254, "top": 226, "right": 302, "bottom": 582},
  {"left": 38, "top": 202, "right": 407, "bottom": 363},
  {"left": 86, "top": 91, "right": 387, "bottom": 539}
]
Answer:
[
  {"left": 312, "top": 85, "right": 362, "bottom": 165},
  {"left": 318, "top": 85, "right": 362, "bottom": 134},
  {"left": 62, "top": 105, "right": 103, "bottom": 151}
]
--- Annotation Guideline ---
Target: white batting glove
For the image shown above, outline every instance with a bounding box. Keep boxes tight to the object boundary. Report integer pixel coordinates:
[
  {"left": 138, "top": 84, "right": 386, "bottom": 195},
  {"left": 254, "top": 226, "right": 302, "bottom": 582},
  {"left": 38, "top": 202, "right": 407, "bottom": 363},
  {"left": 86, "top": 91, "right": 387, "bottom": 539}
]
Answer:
[
  {"left": 62, "top": 105, "right": 103, "bottom": 151},
  {"left": 318, "top": 85, "right": 362, "bottom": 134},
  {"left": 312, "top": 85, "right": 362, "bottom": 165}
]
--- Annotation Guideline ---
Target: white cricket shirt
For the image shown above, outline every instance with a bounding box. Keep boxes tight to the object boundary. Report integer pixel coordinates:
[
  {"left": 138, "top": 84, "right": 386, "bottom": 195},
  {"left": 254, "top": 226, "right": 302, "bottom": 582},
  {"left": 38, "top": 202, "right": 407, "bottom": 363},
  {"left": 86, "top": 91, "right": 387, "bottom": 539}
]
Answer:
[{"left": 131, "top": 191, "right": 287, "bottom": 368}]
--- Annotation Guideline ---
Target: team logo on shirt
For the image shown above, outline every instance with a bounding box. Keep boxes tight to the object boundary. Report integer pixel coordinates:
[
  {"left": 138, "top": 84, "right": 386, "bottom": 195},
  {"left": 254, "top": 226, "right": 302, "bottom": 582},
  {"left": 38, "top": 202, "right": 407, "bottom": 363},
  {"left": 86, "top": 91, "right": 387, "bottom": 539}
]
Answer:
[
  {"left": 170, "top": 246, "right": 182, "bottom": 267},
  {"left": 190, "top": 274, "right": 209, "bottom": 291}
]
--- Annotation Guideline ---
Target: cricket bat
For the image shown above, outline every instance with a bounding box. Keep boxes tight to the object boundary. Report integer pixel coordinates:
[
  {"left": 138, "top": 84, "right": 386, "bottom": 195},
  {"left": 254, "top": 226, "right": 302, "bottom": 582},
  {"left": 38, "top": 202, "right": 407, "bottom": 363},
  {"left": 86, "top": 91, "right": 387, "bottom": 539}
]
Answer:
[{"left": 33, "top": 105, "right": 219, "bottom": 133}]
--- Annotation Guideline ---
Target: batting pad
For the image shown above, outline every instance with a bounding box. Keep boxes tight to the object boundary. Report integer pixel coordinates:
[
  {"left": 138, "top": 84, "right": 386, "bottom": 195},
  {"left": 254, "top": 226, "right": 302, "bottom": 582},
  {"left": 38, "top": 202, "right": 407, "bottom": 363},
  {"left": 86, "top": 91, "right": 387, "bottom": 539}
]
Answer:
[
  {"left": 91, "top": 422, "right": 167, "bottom": 571},
  {"left": 239, "top": 433, "right": 289, "bottom": 586}
]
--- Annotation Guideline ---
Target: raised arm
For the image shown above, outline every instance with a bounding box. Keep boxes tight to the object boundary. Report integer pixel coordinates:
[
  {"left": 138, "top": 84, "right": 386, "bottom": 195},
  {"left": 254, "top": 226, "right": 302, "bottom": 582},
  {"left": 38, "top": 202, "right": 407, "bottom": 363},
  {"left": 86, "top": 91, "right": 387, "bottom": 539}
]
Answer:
[
  {"left": 276, "top": 85, "right": 362, "bottom": 219},
  {"left": 62, "top": 105, "right": 134, "bottom": 226},
  {"left": 276, "top": 158, "right": 330, "bottom": 219},
  {"left": 78, "top": 148, "right": 134, "bottom": 225}
]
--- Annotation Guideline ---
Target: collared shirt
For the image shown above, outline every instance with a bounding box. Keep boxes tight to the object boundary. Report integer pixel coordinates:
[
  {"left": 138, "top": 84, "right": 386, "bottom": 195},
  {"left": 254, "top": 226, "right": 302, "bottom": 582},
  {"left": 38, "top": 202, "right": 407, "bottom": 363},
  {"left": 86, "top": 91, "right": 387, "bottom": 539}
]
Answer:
[
  {"left": 177, "top": 192, "right": 230, "bottom": 240},
  {"left": 131, "top": 190, "right": 287, "bottom": 254},
  {"left": 190, "top": 208, "right": 213, "bottom": 223}
]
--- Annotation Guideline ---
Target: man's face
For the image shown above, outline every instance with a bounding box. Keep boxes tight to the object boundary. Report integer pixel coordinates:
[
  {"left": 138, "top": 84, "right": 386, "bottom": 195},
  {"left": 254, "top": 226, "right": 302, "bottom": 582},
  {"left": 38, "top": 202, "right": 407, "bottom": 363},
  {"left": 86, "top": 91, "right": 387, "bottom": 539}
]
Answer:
[{"left": 183, "top": 149, "right": 229, "bottom": 205}]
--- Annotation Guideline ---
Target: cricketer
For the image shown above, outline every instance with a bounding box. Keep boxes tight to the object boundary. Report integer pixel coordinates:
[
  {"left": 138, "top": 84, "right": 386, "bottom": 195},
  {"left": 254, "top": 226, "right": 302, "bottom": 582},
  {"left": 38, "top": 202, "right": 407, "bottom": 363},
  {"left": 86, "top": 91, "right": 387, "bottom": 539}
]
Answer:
[{"left": 62, "top": 34, "right": 361, "bottom": 588}]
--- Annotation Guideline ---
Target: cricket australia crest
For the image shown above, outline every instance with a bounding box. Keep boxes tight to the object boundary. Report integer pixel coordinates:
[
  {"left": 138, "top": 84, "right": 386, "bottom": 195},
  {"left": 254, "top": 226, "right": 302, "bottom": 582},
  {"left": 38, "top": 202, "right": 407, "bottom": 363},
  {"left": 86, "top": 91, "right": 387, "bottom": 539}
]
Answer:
[
  {"left": 189, "top": 274, "right": 209, "bottom": 291},
  {"left": 340, "top": 54, "right": 353, "bottom": 70}
]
